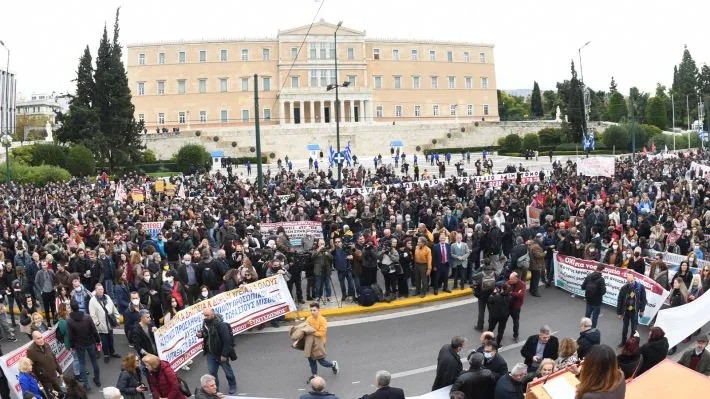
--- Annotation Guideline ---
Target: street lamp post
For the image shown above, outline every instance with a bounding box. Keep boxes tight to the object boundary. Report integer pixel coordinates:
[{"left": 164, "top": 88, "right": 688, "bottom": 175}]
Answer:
[
  {"left": 578, "top": 41, "right": 591, "bottom": 152},
  {"left": 326, "top": 21, "right": 351, "bottom": 187},
  {"left": 0, "top": 40, "right": 9, "bottom": 142},
  {"left": 1, "top": 133, "right": 11, "bottom": 184}
]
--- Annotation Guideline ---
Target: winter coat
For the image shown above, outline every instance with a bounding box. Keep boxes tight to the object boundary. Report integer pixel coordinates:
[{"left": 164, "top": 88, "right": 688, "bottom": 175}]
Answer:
[
  {"left": 678, "top": 348, "right": 710, "bottom": 376},
  {"left": 26, "top": 342, "right": 61, "bottom": 386},
  {"left": 577, "top": 328, "right": 601, "bottom": 359},
  {"left": 290, "top": 322, "right": 326, "bottom": 359},
  {"left": 299, "top": 391, "right": 339, "bottom": 399},
  {"left": 18, "top": 372, "right": 42, "bottom": 399},
  {"left": 579, "top": 378, "right": 625, "bottom": 399},
  {"left": 67, "top": 310, "right": 100, "bottom": 348},
  {"left": 494, "top": 373, "right": 524, "bottom": 399},
  {"left": 432, "top": 344, "right": 462, "bottom": 390},
  {"left": 528, "top": 241, "right": 546, "bottom": 271},
  {"left": 132, "top": 323, "right": 158, "bottom": 357},
  {"left": 521, "top": 335, "right": 559, "bottom": 366},
  {"left": 638, "top": 337, "right": 669, "bottom": 375},
  {"left": 200, "top": 314, "right": 235, "bottom": 359},
  {"left": 487, "top": 292, "right": 511, "bottom": 320},
  {"left": 581, "top": 272, "right": 606, "bottom": 306},
  {"left": 88, "top": 294, "right": 120, "bottom": 334},
  {"left": 117, "top": 368, "right": 146, "bottom": 399},
  {"left": 148, "top": 360, "right": 185, "bottom": 399},
  {"left": 617, "top": 353, "right": 642, "bottom": 379},
  {"left": 452, "top": 368, "right": 496, "bottom": 399},
  {"left": 312, "top": 249, "right": 333, "bottom": 277}
]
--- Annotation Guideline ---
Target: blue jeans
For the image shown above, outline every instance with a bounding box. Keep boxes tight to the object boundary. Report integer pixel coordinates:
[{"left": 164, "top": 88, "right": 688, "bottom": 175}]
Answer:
[
  {"left": 314, "top": 275, "right": 332, "bottom": 299},
  {"left": 103, "top": 280, "right": 115, "bottom": 302},
  {"left": 585, "top": 304, "right": 601, "bottom": 328},
  {"left": 75, "top": 344, "right": 100, "bottom": 387},
  {"left": 206, "top": 353, "right": 237, "bottom": 392},
  {"left": 336, "top": 270, "right": 355, "bottom": 297},
  {"left": 308, "top": 357, "right": 333, "bottom": 375}
]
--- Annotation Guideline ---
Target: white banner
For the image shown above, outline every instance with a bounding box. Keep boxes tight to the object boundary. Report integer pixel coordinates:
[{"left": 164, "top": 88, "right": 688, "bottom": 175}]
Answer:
[
  {"left": 577, "top": 157, "right": 615, "bottom": 177},
  {"left": 0, "top": 329, "right": 73, "bottom": 399},
  {"left": 654, "top": 285, "right": 710, "bottom": 348},
  {"left": 553, "top": 253, "right": 669, "bottom": 325},
  {"left": 689, "top": 162, "right": 710, "bottom": 181},
  {"left": 260, "top": 221, "right": 324, "bottom": 247},
  {"left": 155, "top": 275, "right": 297, "bottom": 371}
]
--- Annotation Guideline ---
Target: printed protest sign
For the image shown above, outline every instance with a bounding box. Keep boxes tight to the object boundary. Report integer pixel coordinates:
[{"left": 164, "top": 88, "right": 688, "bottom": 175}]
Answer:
[
  {"left": 260, "top": 221, "right": 323, "bottom": 247},
  {"left": 577, "top": 157, "right": 615, "bottom": 178}
]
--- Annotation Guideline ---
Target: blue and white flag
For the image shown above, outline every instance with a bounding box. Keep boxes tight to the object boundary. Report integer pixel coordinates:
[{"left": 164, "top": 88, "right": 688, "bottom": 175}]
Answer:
[
  {"left": 328, "top": 145, "right": 335, "bottom": 167},
  {"left": 344, "top": 141, "right": 353, "bottom": 166}
]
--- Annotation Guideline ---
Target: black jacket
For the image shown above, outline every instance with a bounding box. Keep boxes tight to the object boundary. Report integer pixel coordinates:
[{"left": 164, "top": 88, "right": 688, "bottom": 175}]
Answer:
[
  {"left": 577, "top": 328, "right": 601, "bottom": 359},
  {"left": 116, "top": 368, "right": 145, "bottom": 399},
  {"left": 616, "top": 281, "right": 647, "bottom": 315},
  {"left": 520, "top": 335, "right": 559, "bottom": 366},
  {"left": 487, "top": 292, "right": 511, "bottom": 320},
  {"left": 494, "top": 373, "right": 524, "bottom": 399},
  {"left": 67, "top": 311, "right": 100, "bottom": 349},
  {"left": 617, "top": 353, "right": 642, "bottom": 379},
  {"left": 638, "top": 337, "right": 668, "bottom": 375},
  {"left": 484, "top": 354, "right": 509, "bottom": 381},
  {"left": 452, "top": 368, "right": 496, "bottom": 399},
  {"left": 432, "top": 344, "right": 462, "bottom": 390},
  {"left": 581, "top": 272, "right": 606, "bottom": 306},
  {"left": 201, "top": 314, "right": 235, "bottom": 359},
  {"left": 365, "top": 386, "right": 405, "bottom": 399},
  {"left": 132, "top": 323, "right": 158, "bottom": 357}
]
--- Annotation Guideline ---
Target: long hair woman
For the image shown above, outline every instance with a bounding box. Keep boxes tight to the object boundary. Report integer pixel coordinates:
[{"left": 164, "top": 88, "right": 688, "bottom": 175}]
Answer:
[
  {"left": 617, "top": 335, "right": 642, "bottom": 379},
  {"left": 572, "top": 344, "right": 625, "bottom": 399},
  {"left": 638, "top": 326, "right": 669, "bottom": 374}
]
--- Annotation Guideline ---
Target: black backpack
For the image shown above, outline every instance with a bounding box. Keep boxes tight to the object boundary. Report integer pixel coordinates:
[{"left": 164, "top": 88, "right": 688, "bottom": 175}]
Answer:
[
  {"left": 584, "top": 277, "right": 600, "bottom": 300},
  {"left": 357, "top": 286, "right": 377, "bottom": 307}
]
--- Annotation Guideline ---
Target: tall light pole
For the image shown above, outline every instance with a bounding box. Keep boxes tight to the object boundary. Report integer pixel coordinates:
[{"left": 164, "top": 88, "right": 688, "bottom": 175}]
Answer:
[
  {"left": 578, "top": 41, "right": 591, "bottom": 152},
  {"left": 0, "top": 134, "right": 11, "bottom": 184},
  {"left": 0, "top": 40, "right": 9, "bottom": 141},
  {"left": 326, "top": 21, "right": 350, "bottom": 187}
]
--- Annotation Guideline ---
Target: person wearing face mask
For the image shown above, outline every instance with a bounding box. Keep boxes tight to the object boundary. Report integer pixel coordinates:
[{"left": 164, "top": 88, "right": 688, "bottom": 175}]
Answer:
[
  {"left": 123, "top": 291, "right": 145, "bottom": 349},
  {"left": 177, "top": 254, "right": 200, "bottom": 305},
  {"left": 70, "top": 275, "right": 93, "bottom": 314},
  {"left": 629, "top": 249, "right": 645, "bottom": 275},
  {"left": 137, "top": 270, "right": 163, "bottom": 327},
  {"left": 88, "top": 283, "right": 121, "bottom": 364},
  {"left": 161, "top": 270, "right": 187, "bottom": 316},
  {"left": 603, "top": 241, "right": 623, "bottom": 267},
  {"left": 195, "top": 285, "right": 211, "bottom": 303}
]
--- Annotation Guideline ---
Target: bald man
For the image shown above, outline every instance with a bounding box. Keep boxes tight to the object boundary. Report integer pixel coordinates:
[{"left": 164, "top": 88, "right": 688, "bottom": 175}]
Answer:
[
  {"left": 26, "top": 331, "right": 62, "bottom": 393},
  {"left": 299, "top": 376, "right": 339, "bottom": 399}
]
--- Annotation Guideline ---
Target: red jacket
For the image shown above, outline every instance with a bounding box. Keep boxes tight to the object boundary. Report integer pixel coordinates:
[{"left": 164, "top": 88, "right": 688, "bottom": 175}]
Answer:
[
  {"left": 149, "top": 361, "right": 185, "bottom": 399},
  {"left": 508, "top": 280, "right": 526, "bottom": 310}
]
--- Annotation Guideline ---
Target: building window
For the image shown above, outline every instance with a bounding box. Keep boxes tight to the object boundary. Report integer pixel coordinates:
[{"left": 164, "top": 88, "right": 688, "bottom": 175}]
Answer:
[
  {"left": 392, "top": 49, "right": 400, "bottom": 61},
  {"left": 450, "top": 105, "right": 457, "bottom": 116},
  {"left": 414, "top": 105, "right": 421, "bottom": 117},
  {"left": 263, "top": 108, "right": 271, "bottom": 121},
  {"left": 137, "top": 82, "right": 145, "bottom": 96},
  {"left": 220, "top": 49, "right": 228, "bottom": 62},
  {"left": 412, "top": 76, "right": 420, "bottom": 89},
  {"left": 433, "top": 104, "right": 440, "bottom": 116},
  {"left": 374, "top": 76, "right": 382, "bottom": 89},
  {"left": 429, "top": 50, "right": 436, "bottom": 61},
  {"left": 329, "top": 43, "right": 335, "bottom": 59},
  {"left": 178, "top": 51, "right": 186, "bottom": 63},
  {"left": 241, "top": 109, "right": 249, "bottom": 122},
  {"left": 320, "top": 43, "right": 327, "bottom": 59},
  {"left": 241, "top": 49, "right": 249, "bottom": 61},
  {"left": 395, "top": 105, "right": 402, "bottom": 117},
  {"left": 483, "top": 104, "right": 489, "bottom": 115},
  {"left": 465, "top": 76, "right": 472, "bottom": 89},
  {"left": 411, "top": 49, "right": 418, "bottom": 60},
  {"left": 138, "top": 113, "right": 145, "bottom": 123},
  {"left": 220, "top": 78, "right": 228, "bottom": 92},
  {"left": 158, "top": 113, "right": 165, "bottom": 125},
  {"left": 376, "top": 106, "right": 383, "bottom": 118},
  {"left": 199, "top": 50, "right": 206, "bottom": 62},
  {"left": 291, "top": 47, "right": 298, "bottom": 60},
  {"left": 448, "top": 76, "right": 456, "bottom": 89},
  {"left": 157, "top": 81, "right": 165, "bottom": 95},
  {"left": 480, "top": 52, "right": 486, "bottom": 63},
  {"left": 262, "top": 48, "right": 270, "bottom": 61},
  {"left": 347, "top": 47, "right": 354, "bottom": 60},
  {"left": 177, "top": 80, "right": 186, "bottom": 94},
  {"left": 347, "top": 75, "right": 356, "bottom": 86},
  {"left": 431, "top": 76, "right": 438, "bottom": 89},
  {"left": 178, "top": 111, "right": 186, "bottom": 124},
  {"left": 481, "top": 77, "right": 489, "bottom": 89},
  {"left": 310, "top": 70, "right": 318, "bottom": 87},
  {"left": 467, "top": 104, "right": 473, "bottom": 116},
  {"left": 447, "top": 51, "right": 453, "bottom": 62},
  {"left": 463, "top": 52, "right": 470, "bottom": 62},
  {"left": 262, "top": 76, "right": 271, "bottom": 91},
  {"left": 309, "top": 43, "right": 317, "bottom": 59},
  {"left": 138, "top": 53, "right": 145, "bottom": 65},
  {"left": 291, "top": 76, "right": 299, "bottom": 88},
  {"left": 199, "top": 79, "right": 207, "bottom": 93},
  {"left": 373, "top": 48, "right": 380, "bottom": 60},
  {"left": 241, "top": 77, "right": 249, "bottom": 91},
  {"left": 220, "top": 110, "right": 228, "bottom": 123},
  {"left": 199, "top": 110, "right": 207, "bottom": 123},
  {"left": 158, "top": 52, "right": 165, "bottom": 64},
  {"left": 320, "top": 70, "right": 327, "bottom": 87},
  {"left": 394, "top": 76, "right": 401, "bottom": 89}
]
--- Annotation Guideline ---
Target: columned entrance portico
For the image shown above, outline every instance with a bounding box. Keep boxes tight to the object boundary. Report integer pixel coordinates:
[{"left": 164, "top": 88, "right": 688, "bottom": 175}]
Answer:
[{"left": 278, "top": 88, "right": 373, "bottom": 127}]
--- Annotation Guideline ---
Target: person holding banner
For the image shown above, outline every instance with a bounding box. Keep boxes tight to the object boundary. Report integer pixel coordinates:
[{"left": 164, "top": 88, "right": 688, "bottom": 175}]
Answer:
[{"left": 615, "top": 273, "right": 647, "bottom": 348}]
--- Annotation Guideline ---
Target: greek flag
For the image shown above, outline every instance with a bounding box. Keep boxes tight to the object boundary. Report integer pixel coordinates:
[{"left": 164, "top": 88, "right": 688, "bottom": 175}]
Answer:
[
  {"left": 328, "top": 145, "right": 335, "bottom": 167},
  {"left": 344, "top": 141, "right": 353, "bottom": 166},
  {"left": 583, "top": 133, "right": 595, "bottom": 151}
]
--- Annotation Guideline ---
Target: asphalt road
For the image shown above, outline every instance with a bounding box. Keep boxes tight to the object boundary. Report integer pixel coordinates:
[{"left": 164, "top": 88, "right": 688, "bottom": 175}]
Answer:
[{"left": 4, "top": 285, "right": 703, "bottom": 399}]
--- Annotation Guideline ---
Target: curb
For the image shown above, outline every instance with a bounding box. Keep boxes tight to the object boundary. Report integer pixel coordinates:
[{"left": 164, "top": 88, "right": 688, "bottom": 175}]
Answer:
[{"left": 285, "top": 287, "right": 473, "bottom": 320}]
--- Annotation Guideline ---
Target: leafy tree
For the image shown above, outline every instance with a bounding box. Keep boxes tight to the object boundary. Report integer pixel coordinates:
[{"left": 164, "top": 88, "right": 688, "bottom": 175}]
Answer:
[
  {"left": 566, "top": 61, "right": 584, "bottom": 142},
  {"left": 498, "top": 134, "right": 522, "bottom": 153},
  {"left": 607, "top": 92, "right": 628, "bottom": 122},
  {"left": 31, "top": 144, "right": 68, "bottom": 168},
  {"left": 66, "top": 145, "right": 96, "bottom": 176},
  {"left": 629, "top": 87, "right": 649, "bottom": 125},
  {"left": 672, "top": 46, "right": 699, "bottom": 127},
  {"left": 602, "top": 125, "right": 630, "bottom": 150},
  {"left": 55, "top": 46, "right": 101, "bottom": 146},
  {"left": 645, "top": 96, "right": 668, "bottom": 130},
  {"left": 10, "top": 145, "right": 35, "bottom": 165},
  {"left": 497, "top": 90, "right": 508, "bottom": 121},
  {"left": 175, "top": 144, "right": 211, "bottom": 174},
  {"left": 542, "top": 90, "right": 558, "bottom": 118},
  {"left": 497, "top": 91, "right": 529, "bottom": 121},
  {"left": 589, "top": 89, "right": 607, "bottom": 121},
  {"left": 537, "top": 128, "right": 564, "bottom": 146},
  {"left": 522, "top": 133, "right": 540, "bottom": 151},
  {"left": 141, "top": 149, "right": 158, "bottom": 163},
  {"left": 531, "top": 82, "right": 543, "bottom": 118}
]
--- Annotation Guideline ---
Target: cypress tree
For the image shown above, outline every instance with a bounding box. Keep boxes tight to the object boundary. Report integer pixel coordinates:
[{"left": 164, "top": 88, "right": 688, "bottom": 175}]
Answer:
[
  {"left": 531, "top": 81, "right": 543, "bottom": 118},
  {"left": 567, "top": 61, "right": 584, "bottom": 142},
  {"left": 55, "top": 47, "right": 100, "bottom": 145}
]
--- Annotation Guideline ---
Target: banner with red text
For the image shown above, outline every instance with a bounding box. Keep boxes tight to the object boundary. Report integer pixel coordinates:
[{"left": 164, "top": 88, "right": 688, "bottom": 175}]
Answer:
[
  {"left": 260, "top": 221, "right": 323, "bottom": 247},
  {"left": 553, "top": 253, "right": 669, "bottom": 325},
  {"left": 155, "top": 274, "right": 296, "bottom": 371}
]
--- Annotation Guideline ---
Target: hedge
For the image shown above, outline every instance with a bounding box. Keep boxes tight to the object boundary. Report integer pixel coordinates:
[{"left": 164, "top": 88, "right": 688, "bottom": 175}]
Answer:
[
  {"left": 66, "top": 145, "right": 96, "bottom": 177},
  {"left": 423, "top": 146, "right": 500, "bottom": 155},
  {"left": 499, "top": 149, "right": 625, "bottom": 157},
  {"left": 0, "top": 162, "right": 71, "bottom": 185},
  {"left": 555, "top": 142, "right": 608, "bottom": 151},
  {"left": 31, "top": 144, "right": 68, "bottom": 168},
  {"left": 175, "top": 144, "right": 212, "bottom": 174},
  {"left": 232, "top": 156, "right": 268, "bottom": 164}
]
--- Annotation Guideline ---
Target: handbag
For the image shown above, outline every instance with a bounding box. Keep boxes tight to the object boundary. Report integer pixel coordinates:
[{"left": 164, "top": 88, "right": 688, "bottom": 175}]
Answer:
[{"left": 97, "top": 297, "right": 119, "bottom": 328}]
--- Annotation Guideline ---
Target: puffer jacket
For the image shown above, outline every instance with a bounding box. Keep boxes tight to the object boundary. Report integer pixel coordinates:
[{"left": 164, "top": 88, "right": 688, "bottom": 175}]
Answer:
[{"left": 148, "top": 360, "right": 185, "bottom": 399}]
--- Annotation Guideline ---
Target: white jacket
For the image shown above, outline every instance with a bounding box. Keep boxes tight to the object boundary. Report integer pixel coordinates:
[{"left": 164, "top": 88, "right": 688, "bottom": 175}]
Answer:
[{"left": 88, "top": 294, "right": 120, "bottom": 334}]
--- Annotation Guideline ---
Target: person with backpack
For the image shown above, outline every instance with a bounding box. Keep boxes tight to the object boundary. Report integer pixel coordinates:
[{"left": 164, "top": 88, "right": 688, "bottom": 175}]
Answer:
[
  {"left": 472, "top": 259, "right": 498, "bottom": 331},
  {"left": 581, "top": 264, "right": 607, "bottom": 328},
  {"left": 196, "top": 308, "right": 237, "bottom": 395},
  {"left": 487, "top": 282, "right": 512, "bottom": 348}
]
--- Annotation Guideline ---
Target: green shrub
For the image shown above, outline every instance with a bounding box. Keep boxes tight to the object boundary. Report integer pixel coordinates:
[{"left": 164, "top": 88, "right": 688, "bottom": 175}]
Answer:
[
  {"left": 31, "top": 144, "right": 68, "bottom": 168},
  {"left": 0, "top": 162, "right": 71, "bottom": 185},
  {"left": 10, "top": 145, "right": 35, "bottom": 165},
  {"left": 498, "top": 134, "right": 522, "bottom": 153},
  {"left": 175, "top": 144, "right": 211, "bottom": 174},
  {"left": 537, "top": 128, "right": 564, "bottom": 146},
  {"left": 141, "top": 149, "right": 158, "bottom": 164},
  {"left": 522, "top": 133, "right": 540, "bottom": 151},
  {"left": 554, "top": 142, "right": 608, "bottom": 151},
  {"left": 603, "top": 125, "right": 630, "bottom": 150},
  {"left": 233, "top": 156, "right": 269, "bottom": 164},
  {"left": 66, "top": 145, "right": 96, "bottom": 176},
  {"left": 423, "top": 145, "right": 500, "bottom": 155}
]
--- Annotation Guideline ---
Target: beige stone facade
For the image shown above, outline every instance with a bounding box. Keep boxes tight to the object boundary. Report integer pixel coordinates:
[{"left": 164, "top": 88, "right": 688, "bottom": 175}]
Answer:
[{"left": 127, "top": 20, "right": 498, "bottom": 131}]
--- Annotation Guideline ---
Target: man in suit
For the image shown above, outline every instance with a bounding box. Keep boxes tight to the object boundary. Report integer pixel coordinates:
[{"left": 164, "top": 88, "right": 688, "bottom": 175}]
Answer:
[
  {"left": 450, "top": 232, "right": 470, "bottom": 290},
  {"left": 432, "top": 233, "right": 452, "bottom": 294},
  {"left": 520, "top": 325, "right": 559, "bottom": 373},
  {"left": 362, "top": 370, "right": 405, "bottom": 399}
]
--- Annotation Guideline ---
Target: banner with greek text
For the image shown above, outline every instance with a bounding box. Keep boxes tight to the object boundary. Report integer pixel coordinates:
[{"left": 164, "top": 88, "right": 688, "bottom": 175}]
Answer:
[
  {"left": 155, "top": 275, "right": 297, "bottom": 371},
  {"left": 577, "top": 157, "right": 615, "bottom": 177},
  {"left": 526, "top": 205, "right": 542, "bottom": 227},
  {"left": 260, "top": 221, "right": 323, "bottom": 247},
  {"left": 0, "top": 329, "right": 73, "bottom": 399},
  {"left": 689, "top": 162, "right": 710, "bottom": 181},
  {"left": 553, "top": 253, "right": 669, "bottom": 325}
]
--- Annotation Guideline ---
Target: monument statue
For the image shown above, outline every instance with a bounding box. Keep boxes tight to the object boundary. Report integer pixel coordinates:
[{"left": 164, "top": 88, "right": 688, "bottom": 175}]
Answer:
[
  {"left": 555, "top": 106, "right": 562, "bottom": 122},
  {"left": 45, "top": 121, "right": 53, "bottom": 142}
]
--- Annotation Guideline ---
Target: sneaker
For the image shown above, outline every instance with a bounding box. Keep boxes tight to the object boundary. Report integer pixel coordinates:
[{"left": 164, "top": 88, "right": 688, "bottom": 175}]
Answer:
[
  {"left": 332, "top": 360, "right": 339, "bottom": 375},
  {"left": 513, "top": 336, "right": 519, "bottom": 343},
  {"left": 228, "top": 388, "right": 237, "bottom": 395}
]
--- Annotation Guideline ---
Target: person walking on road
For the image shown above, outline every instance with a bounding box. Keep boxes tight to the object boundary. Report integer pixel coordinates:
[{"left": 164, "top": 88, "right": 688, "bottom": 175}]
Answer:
[
  {"left": 486, "top": 282, "right": 511, "bottom": 347},
  {"left": 581, "top": 264, "right": 606, "bottom": 328},
  {"left": 615, "top": 273, "right": 646, "bottom": 348},
  {"left": 507, "top": 272, "right": 526, "bottom": 343},
  {"left": 432, "top": 336, "right": 466, "bottom": 390},
  {"left": 473, "top": 259, "right": 498, "bottom": 331},
  {"left": 88, "top": 283, "right": 121, "bottom": 363},
  {"left": 67, "top": 299, "right": 101, "bottom": 391},
  {"left": 299, "top": 302, "right": 339, "bottom": 384},
  {"left": 197, "top": 308, "right": 238, "bottom": 394}
]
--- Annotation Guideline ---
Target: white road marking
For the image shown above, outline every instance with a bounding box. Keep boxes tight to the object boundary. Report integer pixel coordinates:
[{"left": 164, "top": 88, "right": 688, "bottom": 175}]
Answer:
[{"left": 352, "top": 381, "right": 360, "bottom": 384}]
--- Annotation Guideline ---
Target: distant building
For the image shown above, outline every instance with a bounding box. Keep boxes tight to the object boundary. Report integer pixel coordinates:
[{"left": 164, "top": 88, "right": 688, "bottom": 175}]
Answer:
[
  {"left": 15, "top": 93, "right": 69, "bottom": 140},
  {"left": 0, "top": 66, "right": 16, "bottom": 136},
  {"left": 127, "top": 20, "right": 498, "bottom": 131}
]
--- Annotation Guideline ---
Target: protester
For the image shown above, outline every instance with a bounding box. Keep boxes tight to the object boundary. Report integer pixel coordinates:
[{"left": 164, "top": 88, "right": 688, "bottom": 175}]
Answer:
[
  {"left": 298, "top": 302, "right": 339, "bottom": 384},
  {"left": 452, "top": 352, "right": 495, "bottom": 399},
  {"left": 678, "top": 334, "right": 710, "bottom": 376},
  {"left": 116, "top": 353, "right": 147, "bottom": 399},
  {"left": 17, "top": 357, "right": 43, "bottom": 399},
  {"left": 432, "top": 336, "right": 466, "bottom": 390},
  {"left": 143, "top": 354, "right": 186, "bottom": 399},
  {"left": 299, "top": 376, "right": 338, "bottom": 399},
  {"left": 494, "top": 363, "right": 527, "bottom": 399},
  {"left": 567, "top": 344, "right": 625, "bottom": 399},
  {"left": 362, "top": 370, "right": 405, "bottom": 399},
  {"left": 26, "top": 331, "right": 62, "bottom": 394},
  {"left": 88, "top": 283, "right": 121, "bottom": 363},
  {"left": 617, "top": 335, "right": 642, "bottom": 379},
  {"left": 637, "top": 326, "right": 669, "bottom": 375},
  {"left": 576, "top": 317, "right": 600, "bottom": 360},
  {"left": 67, "top": 299, "right": 102, "bottom": 390},
  {"left": 615, "top": 273, "right": 646, "bottom": 348},
  {"left": 197, "top": 308, "right": 238, "bottom": 394},
  {"left": 580, "top": 264, "right": 606, "bottom": 328},
  {"left": 520, "top": 326, "right": 559, "bottom": 373}
]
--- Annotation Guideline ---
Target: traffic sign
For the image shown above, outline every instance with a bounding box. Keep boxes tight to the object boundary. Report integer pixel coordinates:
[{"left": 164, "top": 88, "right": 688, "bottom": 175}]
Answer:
[{"left": 333, "top": 152, "right": 345, "bottom": 164}]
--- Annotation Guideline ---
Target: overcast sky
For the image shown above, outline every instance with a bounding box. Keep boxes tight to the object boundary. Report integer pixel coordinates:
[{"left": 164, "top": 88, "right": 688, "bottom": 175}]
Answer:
[{"left": 2, "top": 0, "right": 708, "bottom": 98}]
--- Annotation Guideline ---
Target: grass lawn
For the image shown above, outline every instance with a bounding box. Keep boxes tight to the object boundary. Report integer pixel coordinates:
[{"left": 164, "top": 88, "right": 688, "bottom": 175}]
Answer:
[{"left": 147, "top": 171, "right": 180, "bottom": 178}]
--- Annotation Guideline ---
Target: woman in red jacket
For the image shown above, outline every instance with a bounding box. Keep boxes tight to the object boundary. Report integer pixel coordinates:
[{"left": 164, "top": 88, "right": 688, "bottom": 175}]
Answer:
[{"left": 142, "top": 354, "right": 186, "bottom": 399}]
